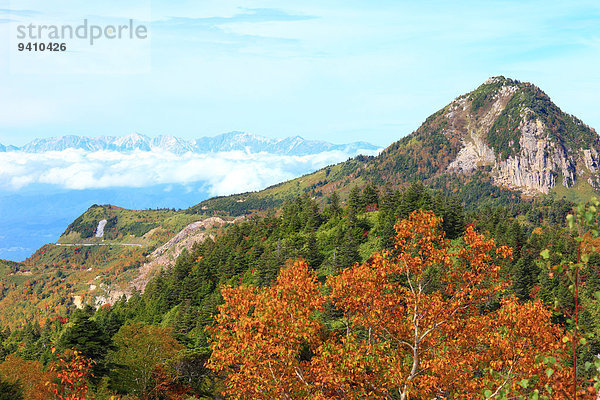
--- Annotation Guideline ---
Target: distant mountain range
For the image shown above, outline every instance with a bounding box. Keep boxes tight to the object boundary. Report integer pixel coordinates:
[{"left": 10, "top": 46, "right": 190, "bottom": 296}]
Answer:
[{"left": 0, "top": 131, "right": 380, "bottom": 156}]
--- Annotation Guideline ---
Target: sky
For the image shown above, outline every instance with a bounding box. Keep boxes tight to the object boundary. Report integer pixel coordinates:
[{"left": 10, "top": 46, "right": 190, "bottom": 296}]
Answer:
[{"left": 0, "top": 0, "right": 599, "bottom": 147}]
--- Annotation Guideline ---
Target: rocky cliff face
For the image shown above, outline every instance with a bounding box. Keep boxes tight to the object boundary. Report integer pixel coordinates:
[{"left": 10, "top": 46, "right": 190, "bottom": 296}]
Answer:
[
  {"left": 446, "top": 80, "right": 517, "bottom": 174},
  {"left": 494, "top": 117, "right": 575, "bottom": 194},
  {"left": 440, "top": 77, "right": 600, "bottom": 195}
]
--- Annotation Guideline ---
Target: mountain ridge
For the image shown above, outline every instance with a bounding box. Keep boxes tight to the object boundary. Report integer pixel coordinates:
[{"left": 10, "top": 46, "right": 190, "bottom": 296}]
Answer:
[
  {"left": 189, "top": 76, "right": 600, "bottom": 216},
  {"left": 359, "top": 76, "right": 600, "bottom": 196},
  {"left": 0, "top": 131, "right": 381, "bottom": 156}
]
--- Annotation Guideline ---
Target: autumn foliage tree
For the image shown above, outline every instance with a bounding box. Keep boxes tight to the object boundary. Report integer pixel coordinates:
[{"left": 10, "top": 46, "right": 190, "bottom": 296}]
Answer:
[
  {"left": 208, "top": 260, "right": 325, "bottom": 399},
  {"left": 209, "top": 210, "right": 574, "bottom": 399},
  {"left": 0, "top": 354, "right": 53, "bottom": 400},
  {"left": 108, "top": 322, "right": 185, "bottom": 399},
  {"left": 47, "top": 349, "right": 95, "bottom": 400}
]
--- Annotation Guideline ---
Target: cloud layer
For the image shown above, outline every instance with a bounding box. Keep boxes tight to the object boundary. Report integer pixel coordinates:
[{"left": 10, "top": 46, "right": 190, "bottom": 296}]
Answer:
[{"left": 0, "top": 148, "right": 376, "bottom": 196}]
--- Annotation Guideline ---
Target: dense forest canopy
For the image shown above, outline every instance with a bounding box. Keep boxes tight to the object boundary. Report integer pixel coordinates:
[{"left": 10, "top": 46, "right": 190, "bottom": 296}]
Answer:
[{"left": 0, "top": 183, "right": 599, "bottom": 398}]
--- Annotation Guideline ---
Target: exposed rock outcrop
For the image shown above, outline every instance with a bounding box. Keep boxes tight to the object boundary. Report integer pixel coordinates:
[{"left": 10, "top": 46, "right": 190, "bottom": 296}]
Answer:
[
  {"left": 581, "top": 149, "right": 599, "bottom": 173},
  {"left": 494, "top": 118, "right": 575, "bottom": 194},
  {"left": 444, "top": 77, "right": 600, "bottom": 195},
  {"left": 447, "top": 85, "right": 517, "bottom": 173},
  {"left": 132, "top": 216, "right": 243, "bottom": 292},
  {"left": 94, "top": 286, "right": 129, "bottom": 308}
]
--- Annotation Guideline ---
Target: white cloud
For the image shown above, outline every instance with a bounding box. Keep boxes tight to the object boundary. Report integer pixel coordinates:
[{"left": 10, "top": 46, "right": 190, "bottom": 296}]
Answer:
[
  {"left": 0, "top": 246, "right": 29, "bottom": 253},
  {"left": 0, "top": 148, "right": 376, "bottom": 196}
]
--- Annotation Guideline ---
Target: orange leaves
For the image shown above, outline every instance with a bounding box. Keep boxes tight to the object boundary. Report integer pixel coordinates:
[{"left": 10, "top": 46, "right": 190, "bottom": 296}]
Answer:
[
  {"left": 393, "top": 210, "right": 449, "bottom": 276},
  {"left": 209, "top": 210, "right": 571, "bottom": 399},
  {"left": 0, "top": 354, "right": 54, "bottom": 400},
  {"left": 328, "top": 253, "right": 404, "bottom": 330},
  {"left": 47, "top": 349, "right": 94, "bottom": 400},
  {"left": 430, "top": 296, "right": 571, "bottom": 398},
  {"left": 209, "top": 260, "right": 325, "bottom": 399}
]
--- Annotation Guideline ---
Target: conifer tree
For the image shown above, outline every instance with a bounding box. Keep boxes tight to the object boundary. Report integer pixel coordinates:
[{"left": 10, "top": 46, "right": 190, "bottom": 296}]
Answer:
[
  {"left": 58, "top": 309, "right": 112, "bottom": 380},
  {"left": 303, "top": 232, "right": 322, "bottom": 269},
  {"left": 348, "top": 186, "right": 363, "bottom": 214},
  {"left": 326, "top": 192, "right": 342, "bottom": 219},
  {"left": 361, "top": 183, "right": 379, "bottom": 207}
]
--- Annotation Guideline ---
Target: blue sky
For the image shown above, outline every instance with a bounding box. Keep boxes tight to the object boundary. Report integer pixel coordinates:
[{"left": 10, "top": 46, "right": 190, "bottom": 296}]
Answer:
[{"left": 0, "top": 0, "right": 599, "bottom": 147}]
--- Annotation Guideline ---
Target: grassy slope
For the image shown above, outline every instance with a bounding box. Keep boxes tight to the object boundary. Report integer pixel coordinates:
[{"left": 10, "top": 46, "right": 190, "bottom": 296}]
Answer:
[
  {"left": 187, "top": 158, "right": 370, "bottom": 216},
  {"left": 59, "top": 205, "right": 201, "bottom": 246}
]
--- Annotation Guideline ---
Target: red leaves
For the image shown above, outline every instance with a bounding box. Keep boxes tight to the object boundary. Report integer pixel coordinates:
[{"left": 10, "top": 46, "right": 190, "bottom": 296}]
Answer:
[
  {"left": 209, "top": 210, "right": 571, "bottom": 399},
  {"left": 147, "top": 365, "right": 191, "bottom": 400},
  {"left": 47, "top": 349, "right": 94, "bottom": 400}
]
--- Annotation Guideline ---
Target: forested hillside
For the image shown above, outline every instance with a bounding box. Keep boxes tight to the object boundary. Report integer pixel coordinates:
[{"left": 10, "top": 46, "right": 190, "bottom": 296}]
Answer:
[
  {"left": 1, "top": 183, "right": 599, "bottom": 398},
  {"left": 1, "top": 77, "right": 599, "bottom": 398}
]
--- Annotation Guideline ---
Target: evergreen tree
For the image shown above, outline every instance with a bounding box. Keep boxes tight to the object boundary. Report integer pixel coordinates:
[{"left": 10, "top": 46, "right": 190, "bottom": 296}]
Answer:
[
  {"left": 512, "top": 255, "right": 539, "bottom": 300},
  {"left": 507, "top": 221, "right": 526, "bottom": 258},
  {"left": 302, "top": 232, "right": 322, "bottom": 269},
  {"left": 433, "top": 194, "right": 465, "bottom": 239},
  {"left": 361, "top": 184, "right": 379, "bottom": 207},
  {"left": 377, "top": 212, "right": 397, "bottom": 250},
  {"left": 336, "top": 226, "right": 361, "bottom": 271},
  {"left": 58, "top": 308, "right": 112, "bottom": 380},
  {"left": 379, "top": 186, "right": 399, "bottom": 213},
  {"left": 326, "top": 192, "right": 342, "bottom": 219},
  {"left": 398, "top": 183, "right": 431, "bottom": 218},
  {"left": 348, "top": 186, "right": 363, "bottom": 214},
  {"left": 302, "top": 197, "right": 322, "bottom": 232},
  {"left": 174, "top": 299, "right": 195, "bottom": 338},
  {"left": 15, "top": 321, "right": 41, "bottom": 360}
]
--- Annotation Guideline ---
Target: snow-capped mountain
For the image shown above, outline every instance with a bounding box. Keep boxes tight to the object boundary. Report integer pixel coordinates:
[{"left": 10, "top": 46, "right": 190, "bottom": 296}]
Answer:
[
  {"left": 5, "top": 132, "right": 380, "bottom": 156},
  {"left": 0, "top": 143, "right": 20, "bottom": 152}
]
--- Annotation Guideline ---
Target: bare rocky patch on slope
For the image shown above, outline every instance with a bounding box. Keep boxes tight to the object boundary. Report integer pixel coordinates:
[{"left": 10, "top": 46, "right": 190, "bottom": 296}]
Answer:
[{"left": 132, "top": 216, "right": 243, "bottom": 292}]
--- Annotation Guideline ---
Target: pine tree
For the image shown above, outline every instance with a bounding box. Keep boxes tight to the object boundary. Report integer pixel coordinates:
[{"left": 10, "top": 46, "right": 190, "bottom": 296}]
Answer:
[
  {"left": 379, "top": 185, "right": 399, "bottom": 213},
  {"left": 398, "top": 183, "right": 432, "bottom": 218},
  {"left": 348, "top": 186, "right": 363, "bottom": 214},
  {"left": 336, "top": 227, "right": 360, "bottom": 271},
  {"left": 361, "top": 184, "right": 379, "bottom": 208},
  {"left": 58, "top": 310, "right": 112, "bottom": 380},
  {"left": 303, "top": 232, "right": 322, "bottom": 269},
  {"left": 433, "top": 194, "right": 465, "bottom": 239},
  {"left": 513, "top": 255, "right": 539, "bottom": 300},
  {"left": 326, "top": 192, "right": 342, "bottom": 220},
  {"left": 302, "top": 197, "right": 322, "bottom": 232}
]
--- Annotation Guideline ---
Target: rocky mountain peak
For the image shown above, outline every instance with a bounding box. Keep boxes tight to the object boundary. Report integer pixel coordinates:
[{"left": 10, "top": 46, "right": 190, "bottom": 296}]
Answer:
[
  {"left": 442, "top": 77, "right": 600, "bottom": 195},
  {"left": 373, "top": 77, "right": 600, "bottom": 197}
]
